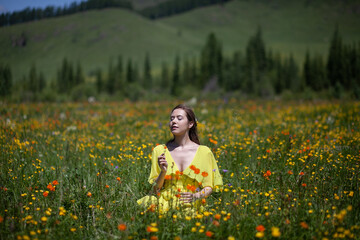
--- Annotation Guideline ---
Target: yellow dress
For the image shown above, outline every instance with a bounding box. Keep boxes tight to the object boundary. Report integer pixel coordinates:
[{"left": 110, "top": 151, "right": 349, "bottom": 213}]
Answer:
[{"left": 137, "top": 145, "right": 223, "bottom": 214}]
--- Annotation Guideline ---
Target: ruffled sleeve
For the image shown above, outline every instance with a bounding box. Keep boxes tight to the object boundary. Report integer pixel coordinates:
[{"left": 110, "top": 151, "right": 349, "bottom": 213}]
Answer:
[{"left": 148, "top": 145, "right": 165, "bottom": 184}]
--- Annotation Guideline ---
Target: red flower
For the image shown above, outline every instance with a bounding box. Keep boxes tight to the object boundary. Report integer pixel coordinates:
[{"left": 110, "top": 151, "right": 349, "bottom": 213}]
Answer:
[
  {"left": 52, "top": 180, "right": 59, "bottom": 186},
  {"left": 43, "top": 191, "right": 49, "bottom": 197},
  {"left": 118, "top": 223, "right": 127, "bottom": 231},
  {"left": 256, "top": 225, "right": 265, "bottom": 232},
  {"left": 205, "top": 231, "right": 214, "bottom": 237},
  {"left": 47, "top": 184, "right": 55, "bottom": 191}
]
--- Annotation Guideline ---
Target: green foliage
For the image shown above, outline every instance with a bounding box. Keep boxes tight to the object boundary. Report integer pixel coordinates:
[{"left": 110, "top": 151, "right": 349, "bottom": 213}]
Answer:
[{"left": 171, "top": 55, "right": 180, "bottom": 96}]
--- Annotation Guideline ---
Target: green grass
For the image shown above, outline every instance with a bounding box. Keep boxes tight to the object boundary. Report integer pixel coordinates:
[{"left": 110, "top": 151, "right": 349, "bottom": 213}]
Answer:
[
  {"left": 0, "top": 0, "right": 359, "bottom": 82},
  {"left": 0, "top": 100, "right": 359, "bottom": 239}
]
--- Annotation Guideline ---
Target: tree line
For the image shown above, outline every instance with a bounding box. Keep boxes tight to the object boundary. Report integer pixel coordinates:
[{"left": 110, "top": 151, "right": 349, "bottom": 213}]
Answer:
[
  {"left": 0, "top": 0, "right": 230, "bottom": 27},
  {"left": 0, "top": 0, "right": 132, "bottom": 27},
  {"left": 1, "top": 27, "right": 359, "bottom": 101}
]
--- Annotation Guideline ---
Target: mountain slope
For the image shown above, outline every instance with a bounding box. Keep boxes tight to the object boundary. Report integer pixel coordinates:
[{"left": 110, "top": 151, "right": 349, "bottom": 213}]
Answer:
[{"left": 0, "top": 0, "right": 359, "bottom": 82}]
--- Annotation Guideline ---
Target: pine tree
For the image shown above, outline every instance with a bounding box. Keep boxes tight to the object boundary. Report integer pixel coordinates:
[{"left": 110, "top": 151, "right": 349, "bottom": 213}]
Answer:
[
  {"left": 96, "top": 69, "right": 103, "bottom": 94},
  {"left": 126, "top": 59, "right": 134, "bottom": 83},
  {"left": 327, "top": 26, "right": 344, "bottom": 88},
  {"left": 143, "top": 53, "right": 152, "bottom": 89},
  {"left": 106, "top": 62, "right": 116, "bottom": 94},
  {"left": 161, "top": 62, "right": 170, "bottom": 90},
  {"left": 171, "top": 55, "right": 180, "bottom": 96},
  {"left": 199, "top": 32, "right": 222, "bottom": 89},
  {"left": 0, "top": 63, "right": 12, "bottom": 97}
]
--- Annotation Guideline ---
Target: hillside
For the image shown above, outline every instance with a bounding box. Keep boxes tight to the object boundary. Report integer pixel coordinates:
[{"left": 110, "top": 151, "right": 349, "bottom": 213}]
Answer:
[{"left": 0, "top": 0, "right": 359, "bottom": 82}]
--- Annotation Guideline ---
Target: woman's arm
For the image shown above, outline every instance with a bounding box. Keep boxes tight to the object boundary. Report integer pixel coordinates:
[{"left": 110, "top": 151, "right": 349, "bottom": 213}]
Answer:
[
  {"left": 193, "top": 186, "right": 213, "bottom": 199},
  {"left": 153, "top": 153, "right": 168, "bottom": 192},
  {"left": 180, "top": 186, "right": 213, "bottom": 203}
]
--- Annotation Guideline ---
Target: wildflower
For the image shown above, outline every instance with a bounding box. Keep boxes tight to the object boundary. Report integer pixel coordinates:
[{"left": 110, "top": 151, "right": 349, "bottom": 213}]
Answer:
[
  {"left": 288, "top": 170, "right": 293, "bottom": 175},
  {"left": 209, "top": 138, "right": 218, "bottom": 144},
  {"left": 174, "top": 237, "right": 181, "bottom": 240},
  {"left": 299, "top": 172, "right": 305, "bottom": 176},
  {"left": 47, "top": 184, "right": 55, "bottom": 192},
  {"left": 0, "top": 215, "right": 4, "bottom": 223},
  {"left": 147, "top": 226, "right": 159, "bottom": 232},
  {"left": 43, "top": 191, "right": 49, "bottom": 197},
  {"left": 255, "top": 232, "right": 264, "bottom": 238},
  {"left": 256, "top": 225, "right": 265, "bottom": 232},
  {"left": 150, "top": 236, "right": 158, "bottom": 240},
  {"left": 212, "top": 220, "right": 220, "bottom": 227},
  {"left": 70, "top": 228, "right": 76, "bottom": 232},
  {"left": 214, "top": 214, "right": 221, "bottom": 220},
  {"left": 52, "top": 180, "right": 59, "bottom": 186},
  {"left": 118, "top": 223, "right": 127, "bottom": 231},
  {"left": 300, "top": 222, "right": 309, "bottom": 229},
  {"left": 205, "top": 231, "right": 214, "bottom": 237},
  {"left": 228, "top": 236, "right": 235, "bottom": 240},
  {"left": 87, "top": 192, "right": 92, "bottom": 197},
  {"left": 271, "top": 227, "right": 281, "bottom": 237},
  {"left": 116, "top": 177, "right": 121, "bottom": 181},
  {"left": 105, "top": 185, "right": 109, "bottom": 188},
  {"left": 41, "top": 216, "right": 47, "bottom": 222}
]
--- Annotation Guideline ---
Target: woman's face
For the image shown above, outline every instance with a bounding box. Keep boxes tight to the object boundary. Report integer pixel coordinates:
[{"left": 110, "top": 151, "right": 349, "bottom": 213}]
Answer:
[{"left": 169, "top": 109, "right": 193, "bottom": 136}]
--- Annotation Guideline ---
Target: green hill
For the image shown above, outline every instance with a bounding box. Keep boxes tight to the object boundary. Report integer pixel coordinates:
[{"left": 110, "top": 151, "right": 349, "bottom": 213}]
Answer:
[{"left": 0, "top": 0, "right": 359, "bottom": 82}]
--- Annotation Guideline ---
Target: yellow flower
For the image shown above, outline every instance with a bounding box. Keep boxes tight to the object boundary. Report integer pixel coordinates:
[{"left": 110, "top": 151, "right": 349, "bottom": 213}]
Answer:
[
  {"left": 40, "top": 216, "right": 47, "bottom": 222},
  {"left": 70, "top": 228, "right": 76, "bottom": 232},
  {"left": 255, "top": 232, "right": 264, "bottom": 238},
  {"left": 271, "top": 227, "right": 281, "bottom": 237}
]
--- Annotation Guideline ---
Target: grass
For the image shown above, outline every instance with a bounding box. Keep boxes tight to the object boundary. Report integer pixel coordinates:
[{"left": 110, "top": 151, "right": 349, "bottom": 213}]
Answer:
[
  {"left": 0, "top": 99, "right": 359, "bottom": 239},
  {"left": 0, "top": 0, "right": 359, "bottom": 82}
]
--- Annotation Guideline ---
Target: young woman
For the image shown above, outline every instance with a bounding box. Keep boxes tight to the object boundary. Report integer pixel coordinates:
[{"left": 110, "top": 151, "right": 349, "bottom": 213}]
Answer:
[{"left": 137, "top": 104, "right": 223, "bottom": 213}]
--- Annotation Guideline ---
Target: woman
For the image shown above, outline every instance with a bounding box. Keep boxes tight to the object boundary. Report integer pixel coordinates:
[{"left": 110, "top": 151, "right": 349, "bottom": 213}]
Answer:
[{"left": 137, "top": 104, "right": 223, "bottom": 214}]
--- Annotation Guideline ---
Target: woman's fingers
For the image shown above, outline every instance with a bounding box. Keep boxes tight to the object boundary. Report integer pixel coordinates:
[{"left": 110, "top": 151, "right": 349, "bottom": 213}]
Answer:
[{"left": 180, "top": 192, "right": 193, "bottom": 203}]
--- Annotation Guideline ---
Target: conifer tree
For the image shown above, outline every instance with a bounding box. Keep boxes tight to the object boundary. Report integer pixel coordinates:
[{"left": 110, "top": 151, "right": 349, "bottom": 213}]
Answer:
[
  {"left": 126, "top": 59, "right": 134, "bottom": 83},
  {"left": 199, "top": 32, "right": 222, "bottom": 88},
  {"left": 0, "top": 63, "right": 12, "bottom": 97},
  {"left": 143, "top": 53, "right": 152, "bottom": 89},
  {"left": 171, "top": 55, "right": 180, "bottom": 96},
  {"left": 96, "top": 69, "right": 103, "bottom": 94},
  {"left": 327, "top": 27, "right": 344, "bottom": 87},
  {"left": 161, "top": 62, "right": 170, "bottom": 90}
]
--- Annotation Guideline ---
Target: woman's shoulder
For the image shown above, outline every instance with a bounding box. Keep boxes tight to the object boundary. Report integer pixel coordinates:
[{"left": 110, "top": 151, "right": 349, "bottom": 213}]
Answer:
[
  {"left": 153, "top": 144, "right": 166, "bottom": 153},
  {"left": 197, "top": 145, "right": 212, "bottom": 153}
]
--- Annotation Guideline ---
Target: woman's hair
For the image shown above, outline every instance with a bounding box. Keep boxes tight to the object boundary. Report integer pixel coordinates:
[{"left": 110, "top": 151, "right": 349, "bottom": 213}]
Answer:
[{"left": 168, "top": 104, "right": 200, "bottom": 145}]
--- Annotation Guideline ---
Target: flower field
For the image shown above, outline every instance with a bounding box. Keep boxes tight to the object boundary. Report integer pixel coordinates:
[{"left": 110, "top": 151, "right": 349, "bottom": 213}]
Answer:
[{"left": 0, "top": 100, "right": 359, "bottom": 240}]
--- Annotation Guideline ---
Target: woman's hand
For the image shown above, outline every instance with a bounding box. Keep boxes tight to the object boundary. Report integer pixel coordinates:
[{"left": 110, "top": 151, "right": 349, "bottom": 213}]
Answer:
[
  {"left": 158, "top": 153, "right": 168, "bottom": 172},
  {"left": 180, "top": 192, "right": 195, "bottom": 203}
]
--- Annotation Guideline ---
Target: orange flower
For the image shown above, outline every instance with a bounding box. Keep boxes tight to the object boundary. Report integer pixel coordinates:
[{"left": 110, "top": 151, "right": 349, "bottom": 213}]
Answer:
[
  {"left": 52, "top": 180, "right": 59, "bottom": 186},
  {"left": 302, "top": 183, "right": 307, "bottom": 187},
  {"left": 201, "top": 199, "right": 206, "bottom": 204},
  {"left": 43, "top": 191, "right": 49, "bottom": 197},
  {"left": 214, "top": 214, "right": 221, "bottom": 220},
  {"left": 201, "top": 171, "right": 208, "bottom": 177},
  {"left": 209, "top": 138, "right": 218, "bottom": 145},
  {"left": 175, "top": 170, "right": 183, "bottom": 175},
  {"left": 87, "top": 192, "right": 92, "bottom": 197},
  {"left": 287, "top": 170, "right": 293, "bottom": 175},
  {"left": 299, "top": 172, "right": 305, "bottom": 176},
  {"left": 105, "top": 185, "right": 109, "bottom": 188},
  {"left": 212, "top": 220, "right": 220, "bottom": 227},
  {"left": 300, "top": 221, "right": 309, "bottom": 229},
  {"left": 175, "top": 194, "right": 181, "bottom": 198},
  {"left": 47, "top": 184, "right": 55, "bottom": 192},
  {"left": 150, "top": 236, "right": 158, "bottom": 240},
  {"left": 116, "top": 177, "right": 121, "bottom": 181},
  {"left": 148, "top": 204, "right": 156, "bottom": 212},
  {"left": 0, "top": 215, "right": 3, "bottom": 223},
  {"left": 256, "top": 225, "right": 265, "bottom": 232},
  {"left": 205, "top": 231, "right": 214, "bottom": 237},
  {"left": 117, "top": 223, "right": 127, "bottom": 231}
]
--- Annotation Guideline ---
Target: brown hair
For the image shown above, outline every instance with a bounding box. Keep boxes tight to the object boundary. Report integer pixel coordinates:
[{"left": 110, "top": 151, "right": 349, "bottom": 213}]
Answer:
[{"left": 167, "top": 104, "right": 200, "bottom": 145}]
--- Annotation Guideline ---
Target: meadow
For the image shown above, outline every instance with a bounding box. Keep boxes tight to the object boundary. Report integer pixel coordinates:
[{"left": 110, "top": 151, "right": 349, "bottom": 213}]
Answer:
[{"left": 0, "top": 99, "right": 359, "bottom": 239}]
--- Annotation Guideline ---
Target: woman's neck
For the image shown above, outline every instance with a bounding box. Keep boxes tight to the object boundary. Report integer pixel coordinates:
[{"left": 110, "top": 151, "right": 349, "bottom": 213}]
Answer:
[{"left": 173, "top": 134, "right": 192, "bottom": 148}]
